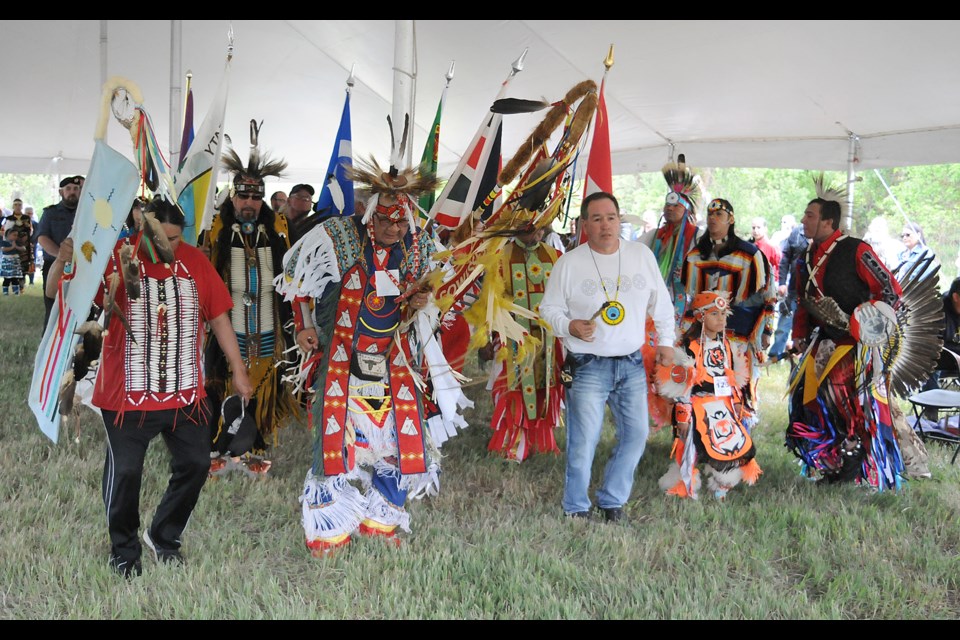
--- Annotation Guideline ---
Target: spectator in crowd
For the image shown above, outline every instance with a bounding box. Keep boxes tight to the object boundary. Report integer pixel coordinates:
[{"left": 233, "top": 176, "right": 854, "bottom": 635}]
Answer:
[
  {"left": 862, "top": 216, "right": 903, "bottom": 270},
  {"left": 770, "top": 214, "right": 795, "bottom": 248},
  {"left": 750, "top": 217, "right": 781, "bottom": 285},
  {"left": 285, "top": 184, "right": 319, "bottom": 246},
  {"left": 766, "top": 218, "right": 808, "bottom": 364},
  {"left": 270, "top": 191, "right": 287, "bottom": 213},
  {"left": 895, "top": 221, "right": 939, "bottom": 282},
  {"left": 3, "top": 198, "right": 34, "bottom": 291},
  {"left": 36, "top": 176, "right": 84, "bottom": 328},
  {"left": 920, "top": 276, "right": 960, "bottom": 395}
]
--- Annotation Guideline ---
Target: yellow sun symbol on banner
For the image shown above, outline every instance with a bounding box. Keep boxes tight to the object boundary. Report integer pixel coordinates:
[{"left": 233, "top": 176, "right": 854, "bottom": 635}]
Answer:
[{"left": 94, "top": 198, "right": 113, "bottom": 228}]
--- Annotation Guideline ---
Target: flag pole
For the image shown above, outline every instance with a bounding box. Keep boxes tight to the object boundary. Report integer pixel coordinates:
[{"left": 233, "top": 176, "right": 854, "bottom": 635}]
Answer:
[
  {"left": 182, "top": 70, "right": 192, "bottom": 132},
  {"left": 314, "top": 65, "right": 357, "bottom": 217},
  {"left": 445, "top": 48, "right": 528, "bottom": 217},
  {"left": 427, "top": 48, "right": 526, "bottom": 229},
  {"left": 200, "top": 25, "right": 233, "bottom": 250},
  {"left": 571, "top": 45, "right": 615, "bottom": 245},
  {"left": 440, "top": 60, "right": 455, "bottom": 115},
  {"left": 419, "top": 61, "right": 456, "bottom": 232}
]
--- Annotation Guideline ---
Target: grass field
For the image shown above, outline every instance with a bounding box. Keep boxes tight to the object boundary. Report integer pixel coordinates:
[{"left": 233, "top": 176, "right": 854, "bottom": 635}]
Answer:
[{"left": 1, "top": 285, "right": 958, "bottom": 620}]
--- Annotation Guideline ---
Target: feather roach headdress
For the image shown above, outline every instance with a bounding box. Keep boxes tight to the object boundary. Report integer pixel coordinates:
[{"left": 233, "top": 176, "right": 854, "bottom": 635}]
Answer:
[
  {"left": 812, "top": 172, "right": 848, "bottom": 219},
  {"left": 343, "top": 113, "right": 440, "bottom": 229},
  {"left": 221, "top": 120, "right": 288, "bottom": 197},
  {"left": 662, "top": 153, "right": 701, "bottom": 212}
]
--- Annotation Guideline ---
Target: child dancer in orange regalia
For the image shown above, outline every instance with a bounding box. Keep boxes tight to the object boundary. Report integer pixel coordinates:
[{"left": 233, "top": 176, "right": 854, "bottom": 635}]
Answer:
[{"left": 655, "top": 291, "right": 762, "bottom": 499}]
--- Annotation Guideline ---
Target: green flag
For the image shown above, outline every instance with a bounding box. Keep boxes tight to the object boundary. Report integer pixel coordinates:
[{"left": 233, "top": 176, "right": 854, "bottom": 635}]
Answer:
[{"left": 418, "top": 96, "right": 444, "bottom": 223}]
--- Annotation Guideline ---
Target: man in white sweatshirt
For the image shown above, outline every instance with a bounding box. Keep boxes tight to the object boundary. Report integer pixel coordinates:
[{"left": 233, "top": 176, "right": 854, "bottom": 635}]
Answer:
[{"left": 540, "top": 191, "right": 675, "bottom": 522}]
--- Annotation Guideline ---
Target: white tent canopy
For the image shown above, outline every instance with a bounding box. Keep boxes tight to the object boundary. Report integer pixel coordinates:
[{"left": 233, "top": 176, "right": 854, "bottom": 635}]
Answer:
[{"left": 3, "top": 20, "right": 960, "bottom": 183}]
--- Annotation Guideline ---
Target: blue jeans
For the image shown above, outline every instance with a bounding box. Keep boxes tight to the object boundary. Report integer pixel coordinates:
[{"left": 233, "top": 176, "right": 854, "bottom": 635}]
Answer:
[
  {"left": 562, "top": 351, "right": 650, "bottom": 513},
  {"left": 769, "top": 297, "right": 796, "bottom": 359}
]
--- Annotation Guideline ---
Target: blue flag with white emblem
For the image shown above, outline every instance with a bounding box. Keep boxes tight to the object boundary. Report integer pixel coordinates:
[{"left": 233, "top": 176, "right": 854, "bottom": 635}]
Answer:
[{"left": 315, "top": 90, "right": 354, "bottom": 217}]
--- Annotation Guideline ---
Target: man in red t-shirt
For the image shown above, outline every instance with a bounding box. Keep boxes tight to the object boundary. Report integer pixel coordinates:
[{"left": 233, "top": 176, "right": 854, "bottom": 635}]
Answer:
[
  {"left": 93, "top": 197, "right": 252, "bottom": 578},
  {"left": 750, "top": 217, "right": 781, "bottom": 284}
]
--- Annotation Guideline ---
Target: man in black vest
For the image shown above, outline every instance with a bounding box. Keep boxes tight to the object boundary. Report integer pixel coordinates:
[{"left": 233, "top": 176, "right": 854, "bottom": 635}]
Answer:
[{"left": 785, "top": 189, "right": 903, "bottom": 489}]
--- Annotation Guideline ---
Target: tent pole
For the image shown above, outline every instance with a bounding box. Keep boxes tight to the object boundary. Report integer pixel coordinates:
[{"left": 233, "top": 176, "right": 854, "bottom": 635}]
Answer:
[
  {"left": 844, "top": 133, "right": 859, "bottom": 232},
  {"left": 170, "top": 20, "right": 183, "bottom": 170}
]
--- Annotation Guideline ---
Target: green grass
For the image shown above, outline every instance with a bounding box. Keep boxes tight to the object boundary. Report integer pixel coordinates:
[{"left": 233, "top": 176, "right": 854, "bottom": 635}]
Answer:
[{"left": 1, "top": 285, "right": 958, "bottom": 619}]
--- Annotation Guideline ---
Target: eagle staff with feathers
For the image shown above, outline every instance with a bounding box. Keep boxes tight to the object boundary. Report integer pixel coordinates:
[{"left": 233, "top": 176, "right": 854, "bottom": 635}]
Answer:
[
  {"left": 436, "top": 79, "right": 599, "bottom": 463},
  {"left": 784, "top": 174, "right": 942, "bottom": 488}
]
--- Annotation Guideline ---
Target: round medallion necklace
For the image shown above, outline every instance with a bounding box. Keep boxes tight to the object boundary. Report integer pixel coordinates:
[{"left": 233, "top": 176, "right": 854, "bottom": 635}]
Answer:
[{"left": 589, "top": 245, "right": 625, "bottom": 326}]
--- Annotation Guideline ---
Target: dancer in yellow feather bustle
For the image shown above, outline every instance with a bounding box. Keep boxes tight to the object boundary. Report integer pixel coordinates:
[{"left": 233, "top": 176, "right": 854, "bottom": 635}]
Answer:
[{"left": 476, "top": 224, "right": 563, "bottom": 462}]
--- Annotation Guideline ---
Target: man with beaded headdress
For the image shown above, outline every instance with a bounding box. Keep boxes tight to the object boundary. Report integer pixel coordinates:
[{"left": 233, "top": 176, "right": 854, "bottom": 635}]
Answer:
[
  {"left": 202, "top": 120, "right": 298, "bottom": 478},
  {"left": 679, "top": 197, "right": 777, "bottom": 430},
  {"left": 275, "top": 122, "right": 471, "bottom": 556},
  {"left": 784, "top": 176, "right": 941, "bottom": 489}
]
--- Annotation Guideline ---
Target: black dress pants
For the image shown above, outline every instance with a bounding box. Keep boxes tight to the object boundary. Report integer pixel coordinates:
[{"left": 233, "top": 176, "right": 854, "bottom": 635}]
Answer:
[
  {"left": 41, "top": 258, "right": 55, "bottom": 330},
  {"left": 101, "top": 401, "right": 210, "bottom": 563}
]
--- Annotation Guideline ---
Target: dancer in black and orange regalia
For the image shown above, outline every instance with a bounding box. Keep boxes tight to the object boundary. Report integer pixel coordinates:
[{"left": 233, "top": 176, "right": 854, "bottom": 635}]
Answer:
[
  {"left": 680, "top": 198, "right": 777, "bottom": 431},
  {"left": 655, "top": 291, "right": 761, "bottom": 500}
]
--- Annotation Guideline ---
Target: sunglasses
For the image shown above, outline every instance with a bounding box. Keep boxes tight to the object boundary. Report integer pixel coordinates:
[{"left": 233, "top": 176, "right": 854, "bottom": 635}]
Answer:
[
  {"left": 237, "top": 194, "right": 263, "bottom": 202},
  {"left": 373, "top": 213, "right": 410, "bottom": 229}
]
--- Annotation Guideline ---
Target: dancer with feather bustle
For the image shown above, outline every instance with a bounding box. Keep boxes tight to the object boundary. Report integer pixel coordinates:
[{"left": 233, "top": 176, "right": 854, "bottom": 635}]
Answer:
[{"left": 785, "top": 176, "right": 939, "bottom": 489}]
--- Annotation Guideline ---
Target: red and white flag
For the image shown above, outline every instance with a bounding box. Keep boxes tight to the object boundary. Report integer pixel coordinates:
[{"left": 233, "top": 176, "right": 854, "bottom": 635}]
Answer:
[
  {"left": 430, "top": 111, "right": 502, "bottom": 229},
  {"left": 429, "top": 51, "right": 527, "bottom": 230},
  {"left": 575, "top": 77, "right": 612, "bottom": 245}
]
